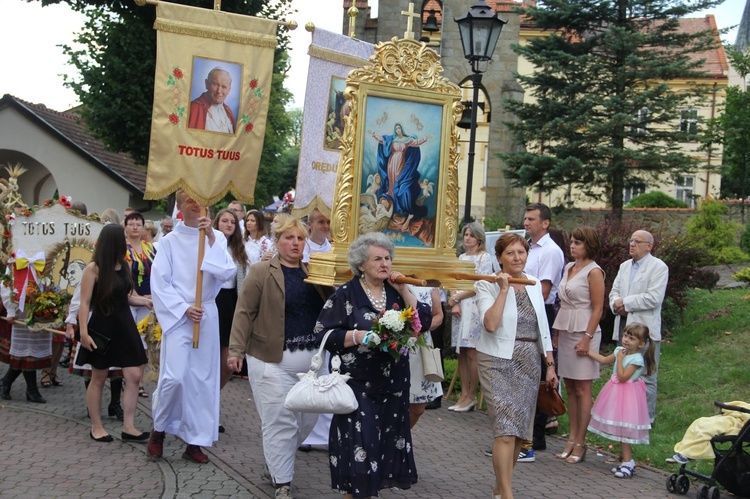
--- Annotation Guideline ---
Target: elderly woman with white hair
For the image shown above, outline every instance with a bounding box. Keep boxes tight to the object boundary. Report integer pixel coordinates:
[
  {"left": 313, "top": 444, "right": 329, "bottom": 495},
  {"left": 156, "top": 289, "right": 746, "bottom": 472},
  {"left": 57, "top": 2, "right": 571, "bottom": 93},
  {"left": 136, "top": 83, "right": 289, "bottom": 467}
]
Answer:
[{"left": 316, "top": 232, "right": 432, "bottom": 499}]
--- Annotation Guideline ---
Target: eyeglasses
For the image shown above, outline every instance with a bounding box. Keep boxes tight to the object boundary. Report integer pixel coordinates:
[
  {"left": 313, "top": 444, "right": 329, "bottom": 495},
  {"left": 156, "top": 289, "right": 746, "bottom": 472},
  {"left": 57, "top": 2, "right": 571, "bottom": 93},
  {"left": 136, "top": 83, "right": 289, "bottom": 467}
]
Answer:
[{"left": 628, "top": 239, "right": 649, "bottom": 245}]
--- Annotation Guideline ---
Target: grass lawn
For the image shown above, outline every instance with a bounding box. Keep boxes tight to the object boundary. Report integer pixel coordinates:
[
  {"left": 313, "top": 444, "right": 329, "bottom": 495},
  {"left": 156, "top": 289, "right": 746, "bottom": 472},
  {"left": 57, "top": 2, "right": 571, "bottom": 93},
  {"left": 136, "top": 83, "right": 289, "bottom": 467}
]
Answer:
[{"left": 441, "top": 288, "right": 750, "bottom": 475}]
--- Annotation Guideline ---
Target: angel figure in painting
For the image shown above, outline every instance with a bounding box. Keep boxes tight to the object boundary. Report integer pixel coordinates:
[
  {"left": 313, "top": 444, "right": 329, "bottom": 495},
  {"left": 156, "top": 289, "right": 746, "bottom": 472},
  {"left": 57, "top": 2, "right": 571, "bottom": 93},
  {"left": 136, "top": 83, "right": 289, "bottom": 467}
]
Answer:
[
  {"left": 417, "top": 178, "right": 434, "bottom": 207},
  {"left": 369, "top": 123, "right": 432, "bottom": 223}
]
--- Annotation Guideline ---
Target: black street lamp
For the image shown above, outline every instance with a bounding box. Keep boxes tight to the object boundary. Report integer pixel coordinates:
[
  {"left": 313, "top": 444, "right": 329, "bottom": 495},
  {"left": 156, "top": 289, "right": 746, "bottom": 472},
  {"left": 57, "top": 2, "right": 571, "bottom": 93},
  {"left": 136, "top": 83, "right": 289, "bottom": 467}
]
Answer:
[{"left": 455, "top": 0, "right": 506, "bottom": 224}]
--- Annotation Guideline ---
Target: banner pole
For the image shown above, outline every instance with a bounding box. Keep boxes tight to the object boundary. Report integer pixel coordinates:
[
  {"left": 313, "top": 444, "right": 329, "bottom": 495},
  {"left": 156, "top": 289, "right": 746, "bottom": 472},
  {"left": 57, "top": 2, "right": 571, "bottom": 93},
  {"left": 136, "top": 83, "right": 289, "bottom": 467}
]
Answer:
[{"left": 192, "top": 205, "right": 206, "bottom": 349}]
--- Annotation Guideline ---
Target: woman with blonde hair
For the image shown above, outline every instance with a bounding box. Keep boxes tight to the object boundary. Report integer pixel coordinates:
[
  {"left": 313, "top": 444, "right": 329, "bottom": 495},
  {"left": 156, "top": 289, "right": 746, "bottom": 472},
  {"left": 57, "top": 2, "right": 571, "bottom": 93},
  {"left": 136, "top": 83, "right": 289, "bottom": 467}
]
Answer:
[{"left": 228, "top": 216, "right": 329, "bottom": 498}]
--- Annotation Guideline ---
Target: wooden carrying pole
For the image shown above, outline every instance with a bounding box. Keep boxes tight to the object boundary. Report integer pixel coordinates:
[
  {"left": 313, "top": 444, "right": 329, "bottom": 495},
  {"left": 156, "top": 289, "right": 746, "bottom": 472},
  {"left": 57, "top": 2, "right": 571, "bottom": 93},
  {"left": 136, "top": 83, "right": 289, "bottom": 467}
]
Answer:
[
  {"left": 192, "top": 206, "right": 207, "bottom": 349},
  {"left": 452, "top": 273, "right": 536, "bottom": 286},
  {"left": 1, "top": 318, "right": 66, "bottom": 336}
]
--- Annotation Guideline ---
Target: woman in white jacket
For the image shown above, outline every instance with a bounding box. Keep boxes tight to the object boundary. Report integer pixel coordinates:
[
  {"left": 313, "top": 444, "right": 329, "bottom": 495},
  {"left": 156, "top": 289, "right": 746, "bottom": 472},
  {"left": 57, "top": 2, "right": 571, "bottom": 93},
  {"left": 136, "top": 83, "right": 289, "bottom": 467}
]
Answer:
[{"left": 476, "top": 233, "right": 558, "bottom": 499}]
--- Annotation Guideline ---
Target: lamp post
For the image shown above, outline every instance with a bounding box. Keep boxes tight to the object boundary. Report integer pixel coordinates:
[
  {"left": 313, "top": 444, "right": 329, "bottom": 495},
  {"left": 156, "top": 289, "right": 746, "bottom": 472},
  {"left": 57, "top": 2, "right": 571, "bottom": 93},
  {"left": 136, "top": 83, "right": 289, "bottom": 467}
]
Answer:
[{"left": 455, "top": 0, "right": 506, "bottom": 224}]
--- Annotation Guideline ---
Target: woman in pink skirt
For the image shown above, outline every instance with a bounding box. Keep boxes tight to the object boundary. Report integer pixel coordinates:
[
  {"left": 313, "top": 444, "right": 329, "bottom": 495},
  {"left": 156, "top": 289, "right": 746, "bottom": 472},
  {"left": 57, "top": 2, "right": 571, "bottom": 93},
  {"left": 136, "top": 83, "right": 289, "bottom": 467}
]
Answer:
[{"left": 587, "top": 323, "right": 656, "bottom": 478}]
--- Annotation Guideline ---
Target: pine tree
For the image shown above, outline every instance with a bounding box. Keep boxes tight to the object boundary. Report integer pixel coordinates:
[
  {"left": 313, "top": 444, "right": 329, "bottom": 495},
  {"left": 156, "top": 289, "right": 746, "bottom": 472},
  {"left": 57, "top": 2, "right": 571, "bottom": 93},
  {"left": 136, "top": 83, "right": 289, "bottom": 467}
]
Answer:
[
  {"left": 718, "top": 46, "right": 750, "bottom": 220},
  {"left": 501, "top": 0, "right": 724, "bottom": 221}
]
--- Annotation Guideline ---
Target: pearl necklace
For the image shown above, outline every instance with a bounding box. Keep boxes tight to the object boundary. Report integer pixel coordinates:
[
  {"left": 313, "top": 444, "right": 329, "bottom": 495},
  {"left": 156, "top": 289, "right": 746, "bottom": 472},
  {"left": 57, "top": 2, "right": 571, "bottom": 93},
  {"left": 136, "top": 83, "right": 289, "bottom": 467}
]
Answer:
[{"left": 361, "top": 276, "right": 386, "bottom": 311}]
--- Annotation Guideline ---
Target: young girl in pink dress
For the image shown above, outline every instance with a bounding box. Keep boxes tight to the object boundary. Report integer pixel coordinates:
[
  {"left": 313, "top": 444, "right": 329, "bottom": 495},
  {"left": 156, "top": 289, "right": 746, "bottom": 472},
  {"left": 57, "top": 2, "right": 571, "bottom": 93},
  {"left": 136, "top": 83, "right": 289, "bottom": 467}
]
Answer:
[{"left": 586, "top": 323, "right": 656, "bottom": 478}]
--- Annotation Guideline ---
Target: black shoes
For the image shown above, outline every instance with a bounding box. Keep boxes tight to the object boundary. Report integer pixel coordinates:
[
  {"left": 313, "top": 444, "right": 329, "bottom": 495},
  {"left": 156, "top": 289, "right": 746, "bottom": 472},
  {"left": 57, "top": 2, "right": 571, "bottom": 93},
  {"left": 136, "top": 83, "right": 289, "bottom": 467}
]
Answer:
[
  {"left": 90, "top": 431, "right": 114, "bottom": 442},
  {"left": 121, "top": 431, "right": 150, "bottom": 441},
  {"left": 0, "top": 380, "right": 10, "bottom": 400},
  {"left": 108, "top": 403, "right": 124, "bottom": 420},
  {"left": 26, "top": 390, "right": 46, "bottom": 404},
  {"left": 425, "top": 397, "right": 441, "bottom": 410}
]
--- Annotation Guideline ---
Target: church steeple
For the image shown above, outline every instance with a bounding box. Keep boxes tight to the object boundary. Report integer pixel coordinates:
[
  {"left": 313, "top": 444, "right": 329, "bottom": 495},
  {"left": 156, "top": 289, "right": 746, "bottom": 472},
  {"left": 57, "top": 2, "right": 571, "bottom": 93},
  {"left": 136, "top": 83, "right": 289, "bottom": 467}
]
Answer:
[{"left": 737, "top": 0, "right": 750, "bottom": 51}]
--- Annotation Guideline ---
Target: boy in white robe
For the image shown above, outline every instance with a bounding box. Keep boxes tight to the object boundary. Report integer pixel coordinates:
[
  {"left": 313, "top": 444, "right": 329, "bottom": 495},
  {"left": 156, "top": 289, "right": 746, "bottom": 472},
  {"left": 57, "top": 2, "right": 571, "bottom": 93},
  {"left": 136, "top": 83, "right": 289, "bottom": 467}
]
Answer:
[{"left": 147, "top": 191, "right": 235, "bottom": 463}]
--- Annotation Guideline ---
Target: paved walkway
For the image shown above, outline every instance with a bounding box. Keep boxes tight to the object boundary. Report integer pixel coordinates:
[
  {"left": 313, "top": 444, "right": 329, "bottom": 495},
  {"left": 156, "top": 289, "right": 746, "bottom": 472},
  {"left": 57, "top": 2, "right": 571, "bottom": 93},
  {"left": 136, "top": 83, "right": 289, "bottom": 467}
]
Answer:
[{"left": 1, "top": 369, "right": 678, "bottom": 498}]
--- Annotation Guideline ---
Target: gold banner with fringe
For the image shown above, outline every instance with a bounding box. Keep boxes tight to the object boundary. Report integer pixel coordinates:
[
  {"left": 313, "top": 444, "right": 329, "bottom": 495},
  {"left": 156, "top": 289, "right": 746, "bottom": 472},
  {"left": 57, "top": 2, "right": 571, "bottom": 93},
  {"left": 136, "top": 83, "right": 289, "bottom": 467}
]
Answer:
[{"left": 145, "top": 2, "right": 277, "bottom": 205}]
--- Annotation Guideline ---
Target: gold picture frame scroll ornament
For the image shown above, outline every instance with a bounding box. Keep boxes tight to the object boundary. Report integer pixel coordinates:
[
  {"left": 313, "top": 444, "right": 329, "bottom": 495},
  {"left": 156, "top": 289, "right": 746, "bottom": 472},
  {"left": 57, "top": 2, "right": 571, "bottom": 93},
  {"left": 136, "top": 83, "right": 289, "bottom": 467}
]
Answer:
[{"left": 305, "top": 37, "right": 475, "bottom": 290}]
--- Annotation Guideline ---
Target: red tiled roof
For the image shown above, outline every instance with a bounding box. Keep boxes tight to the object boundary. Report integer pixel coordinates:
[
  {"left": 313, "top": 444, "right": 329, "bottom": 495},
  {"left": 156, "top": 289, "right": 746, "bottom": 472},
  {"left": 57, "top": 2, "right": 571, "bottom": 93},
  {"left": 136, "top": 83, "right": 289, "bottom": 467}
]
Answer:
[
  {"left": 1, "top": 94, "right": 146, "bottom": 193},
  {"left": 518, "top": 13, "right": 728, "bottom": 78},
  {"left": 677, "top": 15, "right": 728, "bottom": 78}
]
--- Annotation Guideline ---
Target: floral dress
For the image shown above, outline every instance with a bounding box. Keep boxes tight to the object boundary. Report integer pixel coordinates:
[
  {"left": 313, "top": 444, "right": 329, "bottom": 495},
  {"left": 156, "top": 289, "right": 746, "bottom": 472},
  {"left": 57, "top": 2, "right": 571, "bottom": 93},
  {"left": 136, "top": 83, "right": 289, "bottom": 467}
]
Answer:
[
  {"left": 452, "top": 251, "right": 494, "bottom": 349},
  {"left": 408, "top": 286, "right": 443, "bottom": 404},
  {"left": 316, "top": 278, "right": 432, "bottom": 498}
]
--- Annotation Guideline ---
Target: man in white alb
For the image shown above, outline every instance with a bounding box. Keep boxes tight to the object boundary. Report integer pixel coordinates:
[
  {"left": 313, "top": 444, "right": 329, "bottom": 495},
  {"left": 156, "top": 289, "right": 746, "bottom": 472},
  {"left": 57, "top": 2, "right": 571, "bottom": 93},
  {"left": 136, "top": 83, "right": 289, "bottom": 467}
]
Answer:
[
  {"left": 147, "top": 190, "right": 236, "bottom": 463},
  {"left": 301, "top": 209, "right": 331, "bottom": 264},
  {"left": 188, "top": 67, "right": 236, "bottom": 133},
  {"left": 299, "top": 209, "right": 332, "bottom": 451}
]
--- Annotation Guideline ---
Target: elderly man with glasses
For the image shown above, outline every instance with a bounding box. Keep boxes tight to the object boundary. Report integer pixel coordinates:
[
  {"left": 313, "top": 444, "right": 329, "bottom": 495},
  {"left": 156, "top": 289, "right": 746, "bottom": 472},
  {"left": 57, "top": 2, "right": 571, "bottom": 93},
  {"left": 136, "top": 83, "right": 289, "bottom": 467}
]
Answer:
[{"left": 609, "top": 229, "right": 668, "bottom": 424}]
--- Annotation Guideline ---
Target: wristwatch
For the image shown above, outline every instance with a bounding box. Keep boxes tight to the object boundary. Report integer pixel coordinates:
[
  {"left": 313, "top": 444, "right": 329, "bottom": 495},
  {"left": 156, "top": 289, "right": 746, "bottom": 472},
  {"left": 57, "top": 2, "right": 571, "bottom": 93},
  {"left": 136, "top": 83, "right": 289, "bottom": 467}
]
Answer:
[{"left": 584, "top": 332, "right": 594, "bottom": 339}]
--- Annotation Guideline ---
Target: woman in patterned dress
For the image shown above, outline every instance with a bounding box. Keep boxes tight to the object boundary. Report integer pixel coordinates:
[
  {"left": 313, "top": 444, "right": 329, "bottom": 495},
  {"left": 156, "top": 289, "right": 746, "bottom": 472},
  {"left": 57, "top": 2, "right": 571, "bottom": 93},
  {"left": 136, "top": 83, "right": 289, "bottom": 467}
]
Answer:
[
  {"left": 475, "top": 233, "right": 558, "bottom": 499},
  {"left": 408, "top": 286, "right": 444, "bottom": 428},
  {"left": 124, "top": 211, "right": 156, "bottom": 398},
  {"left": 316, "top": 232, "right": 432, "bottom": 498},
  {"left": 448, "top": 222, "right": 494, "bottom": 411}
]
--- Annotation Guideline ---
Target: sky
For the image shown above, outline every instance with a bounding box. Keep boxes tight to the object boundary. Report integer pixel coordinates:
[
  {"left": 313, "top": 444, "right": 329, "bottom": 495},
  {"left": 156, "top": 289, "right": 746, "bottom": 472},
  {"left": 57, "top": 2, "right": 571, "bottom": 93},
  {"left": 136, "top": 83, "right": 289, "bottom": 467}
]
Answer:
[{"left": 0, "top": 0, "right": 743, "bottom": 112}]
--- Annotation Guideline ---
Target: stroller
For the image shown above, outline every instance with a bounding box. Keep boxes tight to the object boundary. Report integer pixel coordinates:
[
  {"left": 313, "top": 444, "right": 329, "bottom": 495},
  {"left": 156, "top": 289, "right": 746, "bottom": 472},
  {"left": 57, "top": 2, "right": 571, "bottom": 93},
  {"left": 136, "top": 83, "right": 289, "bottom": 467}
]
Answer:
[{"left": 667, "top": 401, "right": 750, "bottom": 498}]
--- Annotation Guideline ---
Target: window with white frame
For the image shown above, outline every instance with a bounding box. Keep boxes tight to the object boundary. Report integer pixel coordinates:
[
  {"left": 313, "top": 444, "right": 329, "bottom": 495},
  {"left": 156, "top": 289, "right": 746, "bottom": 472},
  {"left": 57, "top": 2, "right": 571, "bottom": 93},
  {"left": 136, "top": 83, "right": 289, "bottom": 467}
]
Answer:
[
  {"left": 675, "top": 176, "right": 695, "bottom": 207},
  {"left": 679, "top": 108, "right": 699, "bottom": 138},
  {"left": 632, "top": 107, "right": 649, "bottom": 135},
  {"left": 623, "top": 183, "right": 647, "bottom": 204}
]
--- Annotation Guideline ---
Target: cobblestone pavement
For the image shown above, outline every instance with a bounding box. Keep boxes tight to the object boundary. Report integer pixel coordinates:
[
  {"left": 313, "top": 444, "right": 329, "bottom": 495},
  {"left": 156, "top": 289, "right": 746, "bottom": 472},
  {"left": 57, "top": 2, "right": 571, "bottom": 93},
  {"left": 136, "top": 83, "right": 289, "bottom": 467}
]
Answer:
[{"left": 1, "top": 369, "right": 680, "bottom": 498}]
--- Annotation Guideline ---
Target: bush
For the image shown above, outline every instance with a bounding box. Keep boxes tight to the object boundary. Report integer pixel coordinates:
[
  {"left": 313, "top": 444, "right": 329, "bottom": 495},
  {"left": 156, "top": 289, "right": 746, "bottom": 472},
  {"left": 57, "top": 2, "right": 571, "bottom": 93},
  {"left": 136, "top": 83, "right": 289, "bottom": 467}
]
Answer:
[
  {"left": 593, "top": 221, "right": 714, "bottom": 337},
  {"left": 686, "top": 198, "right": 747, "bottom": 264},
  {"left": 626, "top": 191, "right": 689, "bottom": 208},
  {"left": 482, "top": 215, "right": 507, "bottom": 231},
  {"left": 732, "top": 267, "right": 750, "bottom": 284},
  {"left": 741, "top": 223, "right": 750, "bottom": 252}
]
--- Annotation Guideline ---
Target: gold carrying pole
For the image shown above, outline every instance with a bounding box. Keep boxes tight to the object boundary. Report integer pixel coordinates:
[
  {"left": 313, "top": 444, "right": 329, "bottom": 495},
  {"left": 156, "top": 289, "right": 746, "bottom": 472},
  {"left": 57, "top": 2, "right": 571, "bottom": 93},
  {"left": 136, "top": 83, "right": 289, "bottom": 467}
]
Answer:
[{"left": 133, "top": 0, "right": 298, "bottom": 29}]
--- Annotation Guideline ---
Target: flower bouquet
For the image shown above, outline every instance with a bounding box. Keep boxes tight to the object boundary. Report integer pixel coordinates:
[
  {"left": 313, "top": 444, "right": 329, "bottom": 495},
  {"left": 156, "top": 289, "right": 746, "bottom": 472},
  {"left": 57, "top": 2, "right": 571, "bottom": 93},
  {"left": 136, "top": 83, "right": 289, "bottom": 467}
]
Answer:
[
  {"left": 22, "top": 279, "right": 72, "bottom": 330},
  {"left": 363, "top": 304, "right": 426, "bottom": 360},
  {"left": 138, "top": 312, "right": 162, "bottom": 382}
]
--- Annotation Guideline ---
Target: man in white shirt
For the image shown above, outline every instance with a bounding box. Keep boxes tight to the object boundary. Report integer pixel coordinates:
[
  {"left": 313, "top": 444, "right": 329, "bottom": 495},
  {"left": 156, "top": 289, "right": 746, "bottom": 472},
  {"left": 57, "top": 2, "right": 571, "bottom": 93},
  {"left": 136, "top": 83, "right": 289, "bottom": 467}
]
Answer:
[
  {"left": 610, "top": 229, "right": 668, "bottom": 423},
  {"left": 147, "top": 190, "right": 236, "bottom": 463},
  {"left": 520, "top": 203, "right": 565, "bottom": 460},
  {"left": 301, "top": 209, "right": 331, "bottom": 263}
]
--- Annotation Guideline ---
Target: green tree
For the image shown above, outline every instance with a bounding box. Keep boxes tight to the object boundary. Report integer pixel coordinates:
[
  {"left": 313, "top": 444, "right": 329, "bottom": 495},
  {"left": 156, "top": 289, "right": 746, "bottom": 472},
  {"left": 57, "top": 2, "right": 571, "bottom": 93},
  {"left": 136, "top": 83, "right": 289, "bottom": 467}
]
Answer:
[
  {"left": 46, "top": 0, "right": 294, "bottom": 205},
  {"left": 718, "top": 47, "right": 750, "bottom": 219},
  {"left": 501, "top": 0, "right": 723, "bottom": 222}
]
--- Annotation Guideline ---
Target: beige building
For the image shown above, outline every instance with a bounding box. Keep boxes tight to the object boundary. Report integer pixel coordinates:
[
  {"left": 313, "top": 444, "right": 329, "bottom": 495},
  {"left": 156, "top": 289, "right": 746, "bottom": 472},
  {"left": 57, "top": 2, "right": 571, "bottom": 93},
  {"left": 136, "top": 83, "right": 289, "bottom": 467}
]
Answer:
[
  {"left": 0, "top": 94, "right": 151, "bottom": 216},
  {"left": 518, "top": 15, "right": 728, "bottom": 210},
  {"left": 343, "top": 2, "right": 728, "bottom": 218}
]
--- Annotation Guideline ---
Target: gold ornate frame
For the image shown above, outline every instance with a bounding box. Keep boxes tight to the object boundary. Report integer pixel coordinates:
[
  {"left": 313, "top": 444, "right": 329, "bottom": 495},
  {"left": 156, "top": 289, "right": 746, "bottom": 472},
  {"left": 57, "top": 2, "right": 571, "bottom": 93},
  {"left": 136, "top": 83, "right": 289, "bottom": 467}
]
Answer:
[{"left": 307, "top": 37, "right": 475, "bottom": 288}]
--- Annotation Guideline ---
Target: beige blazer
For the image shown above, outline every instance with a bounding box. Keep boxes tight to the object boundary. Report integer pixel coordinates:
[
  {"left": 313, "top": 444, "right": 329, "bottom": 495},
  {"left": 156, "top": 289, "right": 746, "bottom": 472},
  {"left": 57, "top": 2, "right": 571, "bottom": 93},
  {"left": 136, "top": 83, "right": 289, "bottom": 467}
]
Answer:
[{"left": 228, "top": 256, "right": 330, "bottom": 363}]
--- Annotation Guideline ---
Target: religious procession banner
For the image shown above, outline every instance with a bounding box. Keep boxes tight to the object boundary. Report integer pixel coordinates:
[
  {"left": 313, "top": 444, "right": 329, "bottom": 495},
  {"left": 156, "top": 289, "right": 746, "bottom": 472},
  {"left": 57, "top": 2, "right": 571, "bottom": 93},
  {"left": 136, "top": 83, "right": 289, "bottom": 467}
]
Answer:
[
  {"left": 292, "top": 28, "right": 374, "bottom": 220},
  {"left": 145, "top": 2, "right": 278, "bottom": 205}
]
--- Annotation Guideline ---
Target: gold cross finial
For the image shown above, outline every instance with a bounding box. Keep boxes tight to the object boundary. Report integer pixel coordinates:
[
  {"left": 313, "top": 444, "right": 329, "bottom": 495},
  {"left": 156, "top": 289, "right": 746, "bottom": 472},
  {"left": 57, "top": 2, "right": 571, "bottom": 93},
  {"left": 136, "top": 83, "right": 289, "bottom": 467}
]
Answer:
[
  {"left": 401, "top": 2, "right": 420, "bottom": 39},
  {"left": 348, "top": 6, "right": 359, "bottom": 38}
]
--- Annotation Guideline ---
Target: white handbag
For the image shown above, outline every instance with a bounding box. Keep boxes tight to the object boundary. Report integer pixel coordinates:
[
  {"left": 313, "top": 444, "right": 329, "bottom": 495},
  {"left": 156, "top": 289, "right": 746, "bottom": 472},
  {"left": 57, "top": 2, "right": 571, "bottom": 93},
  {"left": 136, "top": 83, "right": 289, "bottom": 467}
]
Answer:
[
  {"left": 420, "top": 346, "right": 444, "bottom": 383},
  {"left": 283, "top": 330, "right": 359, "bottom": 414}
]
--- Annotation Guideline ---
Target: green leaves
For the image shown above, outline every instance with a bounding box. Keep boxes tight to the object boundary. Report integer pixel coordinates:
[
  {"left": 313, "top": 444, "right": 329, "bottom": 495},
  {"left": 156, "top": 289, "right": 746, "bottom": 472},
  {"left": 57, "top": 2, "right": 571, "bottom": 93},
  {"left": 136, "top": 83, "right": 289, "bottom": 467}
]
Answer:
[{"left": 502, "top": 0, "right": 723, "bottom": 220}]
